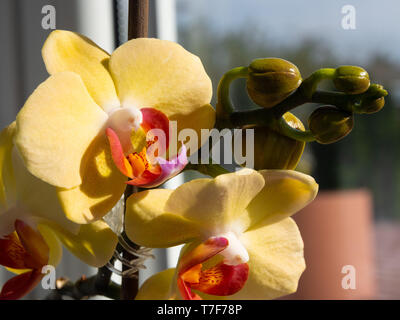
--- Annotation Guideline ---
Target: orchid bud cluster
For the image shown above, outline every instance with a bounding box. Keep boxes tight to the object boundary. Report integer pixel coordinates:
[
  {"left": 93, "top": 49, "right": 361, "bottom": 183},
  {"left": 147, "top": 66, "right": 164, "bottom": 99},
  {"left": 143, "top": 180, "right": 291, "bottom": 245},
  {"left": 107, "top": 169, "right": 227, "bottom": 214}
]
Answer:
[{"left": 217, "top": 58, "right": 388, "bottom": 170}]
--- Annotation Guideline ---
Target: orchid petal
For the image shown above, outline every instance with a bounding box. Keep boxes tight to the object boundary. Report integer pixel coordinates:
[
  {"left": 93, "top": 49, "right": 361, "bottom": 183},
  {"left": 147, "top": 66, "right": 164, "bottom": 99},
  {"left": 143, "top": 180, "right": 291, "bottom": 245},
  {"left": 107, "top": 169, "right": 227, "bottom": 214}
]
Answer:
[
  {"left": 245, "top": 170, "right": 318, "bottom": 229},
  {"left": 125, "top": 189, "right": 201, "bottom": 248},
  {"left": 231, "top": 218, "right": 305, "bottom": 299},
  {"left": 141, "top": 107, "right": 170, "bottom": 155},
  {"left": 0, "top": 232, "right": 34, "bottom": 270},
  {"left": 108, "top": 38, "right": 214, "bottom": 155},
  {"left": 37, "top": 224, "right": 63, "bottom": 268},
  {"left": 5, "top": 224, "right": 62, "bottom": 274},
  {"left": 177, "top": 277, "right": 202, "bottom": 300},
  {"left": 45, "top": 220, "right": 118, "bottom": 267},
  {"left": 0, "top": 123, "right": 16, "bottom": 211},
  {"left": 15, "top": 220, "right": 49, "bottom": 268},
  {"left": 176, "top": 238, "right": 248, "bottom": 300},
  {"left": 15, "top": 72, "right": 108, "bottom": 189},
  {"left": 0, "top": 269, "right": 42, "bottom": 300},
  {"left": 177, "top": 237, "right": 228, "bottom": 275},
  {"left": 11, "top": 148, "right": 79, "bottom": 234},
  {"left": 136, "top": 268, "right": 176, "bottom": 300},
  {"left": 106, "top": 128, "right": 134, "bottom": 178},
  {"left": 164, "top": 169, "right": 264, "bottom": 232},
  {"left": 190, "top": 262, "right": 249, "bottom": 297},
  {"left": 57, "top": 133, "right": 127, "bottom": 224},
  {"left": 42, "top": 30, "right": 119, "bottom": 111}
]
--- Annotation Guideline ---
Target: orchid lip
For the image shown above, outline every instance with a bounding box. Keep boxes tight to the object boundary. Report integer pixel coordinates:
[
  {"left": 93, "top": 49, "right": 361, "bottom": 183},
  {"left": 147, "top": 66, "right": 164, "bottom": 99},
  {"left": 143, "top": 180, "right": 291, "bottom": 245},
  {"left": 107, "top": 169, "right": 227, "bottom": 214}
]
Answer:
[
  {"left": 177, "top": 235, "right": 249, "bottom": 300},
  {"left": 0, "top": 219, "right": 50, "bottom": 300},
  {"left": 106, "top": 106, "right": 188, "bottom": 188}
]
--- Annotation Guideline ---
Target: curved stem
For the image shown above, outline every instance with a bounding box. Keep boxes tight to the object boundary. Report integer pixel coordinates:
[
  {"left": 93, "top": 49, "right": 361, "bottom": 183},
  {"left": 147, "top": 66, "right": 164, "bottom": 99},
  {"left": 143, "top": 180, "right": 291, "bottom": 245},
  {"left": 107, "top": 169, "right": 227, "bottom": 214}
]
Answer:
[
  {"left": 230, "top": 84, "right": 386, "bottom": 129},
  {"left": 300, "top": 68, "right": 336, "bottom": 99},
  {"left": 278, "top": 117, "right": 316, "bottom": 142},
  {"left": 216, "top": 67, "right": 249, "bottom": 128},
  {"left": 222, "top": 68, "right": 337, "bottom": 127}
]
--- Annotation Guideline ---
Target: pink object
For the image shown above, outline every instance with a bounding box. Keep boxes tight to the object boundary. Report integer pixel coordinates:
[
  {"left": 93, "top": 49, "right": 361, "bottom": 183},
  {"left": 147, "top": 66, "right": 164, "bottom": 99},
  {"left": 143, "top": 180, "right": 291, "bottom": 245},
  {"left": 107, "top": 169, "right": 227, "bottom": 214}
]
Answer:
[{"left": 286, "top": 189, "right": 376, "bottom": 300}]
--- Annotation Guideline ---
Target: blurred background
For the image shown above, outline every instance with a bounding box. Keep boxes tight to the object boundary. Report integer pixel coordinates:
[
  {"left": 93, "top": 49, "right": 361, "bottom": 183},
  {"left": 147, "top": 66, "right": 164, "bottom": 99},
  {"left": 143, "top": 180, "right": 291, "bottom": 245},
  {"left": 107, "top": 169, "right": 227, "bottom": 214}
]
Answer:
[{"left": 0, "top": 0, "right": 399, "bottom": 299}]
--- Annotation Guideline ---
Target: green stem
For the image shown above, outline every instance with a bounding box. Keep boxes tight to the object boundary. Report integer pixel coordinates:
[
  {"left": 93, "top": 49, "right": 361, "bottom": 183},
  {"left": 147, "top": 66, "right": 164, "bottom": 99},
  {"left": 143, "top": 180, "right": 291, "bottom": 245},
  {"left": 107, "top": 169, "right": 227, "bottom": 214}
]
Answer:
[
  {"left": 225, "top": 68, "right": 337, "bottom": 127},
  {"left": 266, "top": 68, "right": 336, "bottom": 118},
  {"left": 278, "top": 117, "right": 316, "bottom": 142},
  {"left": 216, "top": 67, "right": 249, "bottom": 129},
  {"left": 230, "top": 87, "right": 385, "bottom": 129},
  {"left": 216, "top": 64, "right": 387, "bottom": 143},
  {"left": 300, "top": 68, "right": 336, "bottom": 99}
]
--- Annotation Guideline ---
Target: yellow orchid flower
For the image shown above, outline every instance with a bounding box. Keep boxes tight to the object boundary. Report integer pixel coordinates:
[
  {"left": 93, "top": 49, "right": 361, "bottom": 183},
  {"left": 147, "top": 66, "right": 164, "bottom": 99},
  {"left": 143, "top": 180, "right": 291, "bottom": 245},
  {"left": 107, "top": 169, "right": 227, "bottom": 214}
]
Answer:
[
  {"left": 0, "top": 123, "right": 118, "bottom": 299},
  {"left": 14, "top": 30, "right": 214, "bottom": 224},
  {"left": 124, "top": 169, "right": 318, "bottom": 300}
]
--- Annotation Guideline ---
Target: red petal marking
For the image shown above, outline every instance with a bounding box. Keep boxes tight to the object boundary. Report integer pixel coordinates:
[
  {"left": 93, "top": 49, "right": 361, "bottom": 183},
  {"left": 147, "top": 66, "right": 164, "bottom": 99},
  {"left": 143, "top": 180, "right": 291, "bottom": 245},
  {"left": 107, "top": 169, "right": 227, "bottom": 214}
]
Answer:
[
  {"left": 0, "top": 232, "right": 34, "bottom": 270},
  {"left": 178, "top": 237, "right": 229, "bottom": 275},
  {"left": 0, "top": 222, "right": 49, "bottom": 299},
  {"left": 125, "top": 169, "right": 161, "bottom": 186},
  {"left": 106, "top": 128, "right": 134, "bottom": 178},
  {"left": 191, "top": 262, "right": 249, "bottom": 296},
  {"left": 177, "top": 277, "right": 201, "bottom": 300},
  {"left": 140, "top": 108, "right": 170, "bottom": 148},
  {"left": 0, "top": 270, "right": 43, "bottom": 300},
  {"left": 107, "top": 108, "right": 170, "bottom": 185},
  {"left": 177, "top": 237, "right": 249, "bottom": 299},
  {"left": 125, "top": 147, "right": 162, "bottom": 186},
  {"left": 14, "top": 220, "right": 49, "bottom": 268}
]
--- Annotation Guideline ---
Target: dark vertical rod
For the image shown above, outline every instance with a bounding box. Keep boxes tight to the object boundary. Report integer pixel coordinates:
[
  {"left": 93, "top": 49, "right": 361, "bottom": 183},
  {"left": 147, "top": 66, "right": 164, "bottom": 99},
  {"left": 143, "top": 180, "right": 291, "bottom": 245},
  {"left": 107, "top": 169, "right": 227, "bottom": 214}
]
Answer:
[
  {"left": 121, "top": 0, "right": 149, "bottom": 300},
  {"left": 128, "top": 0, "right": 149, "bottom": 39}
]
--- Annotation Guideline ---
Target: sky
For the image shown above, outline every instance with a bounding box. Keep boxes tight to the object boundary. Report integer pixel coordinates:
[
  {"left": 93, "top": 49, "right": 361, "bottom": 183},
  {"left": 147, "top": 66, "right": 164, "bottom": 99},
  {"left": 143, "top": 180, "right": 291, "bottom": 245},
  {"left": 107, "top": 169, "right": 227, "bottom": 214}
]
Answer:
[{"left": 177, "top": 0, "right": 400, "bottom": 64}]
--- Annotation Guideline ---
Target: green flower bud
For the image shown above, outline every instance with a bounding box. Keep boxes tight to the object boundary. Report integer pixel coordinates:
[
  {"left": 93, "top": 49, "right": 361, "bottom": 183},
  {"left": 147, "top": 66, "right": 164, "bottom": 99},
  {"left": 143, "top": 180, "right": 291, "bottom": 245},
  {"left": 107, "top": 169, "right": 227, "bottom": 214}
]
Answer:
[
  {"left": 333, "top": 66, "right": 370, "bottom": 94},
  {"left": 246, "top": 58, "right": 302, "bottom": 108},
  {"left": 358, "top": 97, "right": 385, "bottom": 114},
  {"left": 353, "top": 84, "right": 387, "bottom": 114},
  {"left": 308, "top": 106, "right": 354, "bottom": 144},
  {"left": 241, "top": 112, "right": 305, "bottom": 170}
]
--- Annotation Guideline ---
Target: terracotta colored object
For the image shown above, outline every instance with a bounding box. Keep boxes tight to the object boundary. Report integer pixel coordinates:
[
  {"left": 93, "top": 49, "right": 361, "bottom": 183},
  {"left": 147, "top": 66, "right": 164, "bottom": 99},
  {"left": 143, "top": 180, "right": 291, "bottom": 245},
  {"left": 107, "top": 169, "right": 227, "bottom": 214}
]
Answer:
[{"left": 287, "top": 189, "right": 376, "bottom": 299}]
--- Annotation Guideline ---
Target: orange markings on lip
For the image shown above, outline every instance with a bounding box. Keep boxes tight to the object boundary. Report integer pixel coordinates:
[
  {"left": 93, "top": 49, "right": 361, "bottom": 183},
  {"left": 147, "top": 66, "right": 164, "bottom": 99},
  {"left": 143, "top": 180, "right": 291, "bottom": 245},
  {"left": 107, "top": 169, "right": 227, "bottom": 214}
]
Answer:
[
  {"left": 106, "top": 107, "right": 169, "bottom": 184},
  {"left": 177, "top": 237, "right": 249, "bottom": 300},
  {"left": 190, "top": 262, "right": 249, "bottom": 297}
]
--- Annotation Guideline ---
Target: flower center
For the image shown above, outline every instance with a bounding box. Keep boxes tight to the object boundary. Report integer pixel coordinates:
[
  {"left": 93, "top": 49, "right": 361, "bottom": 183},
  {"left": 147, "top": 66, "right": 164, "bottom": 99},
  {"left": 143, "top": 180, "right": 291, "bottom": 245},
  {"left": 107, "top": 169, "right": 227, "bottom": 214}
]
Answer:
[
  {"left": 108, "top": 106, "right": 143, "bottom": 132},
  {"left": 215, "top": 231, "right": 249, "bottom": 266},
  {"left": 107, "top": 106, "right": 143, "bottom": 154}
]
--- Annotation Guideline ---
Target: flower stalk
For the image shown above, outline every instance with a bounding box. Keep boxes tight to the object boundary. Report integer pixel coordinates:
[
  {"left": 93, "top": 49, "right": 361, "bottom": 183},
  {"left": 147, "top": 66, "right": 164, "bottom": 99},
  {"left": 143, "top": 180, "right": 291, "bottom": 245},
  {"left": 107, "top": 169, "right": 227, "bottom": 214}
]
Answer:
[
  {"left": 120, "top": 0, "right": 150, "bottom": 300},
  {"left": 46, "top": 266, "right": 121, "bottom": 300}
]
